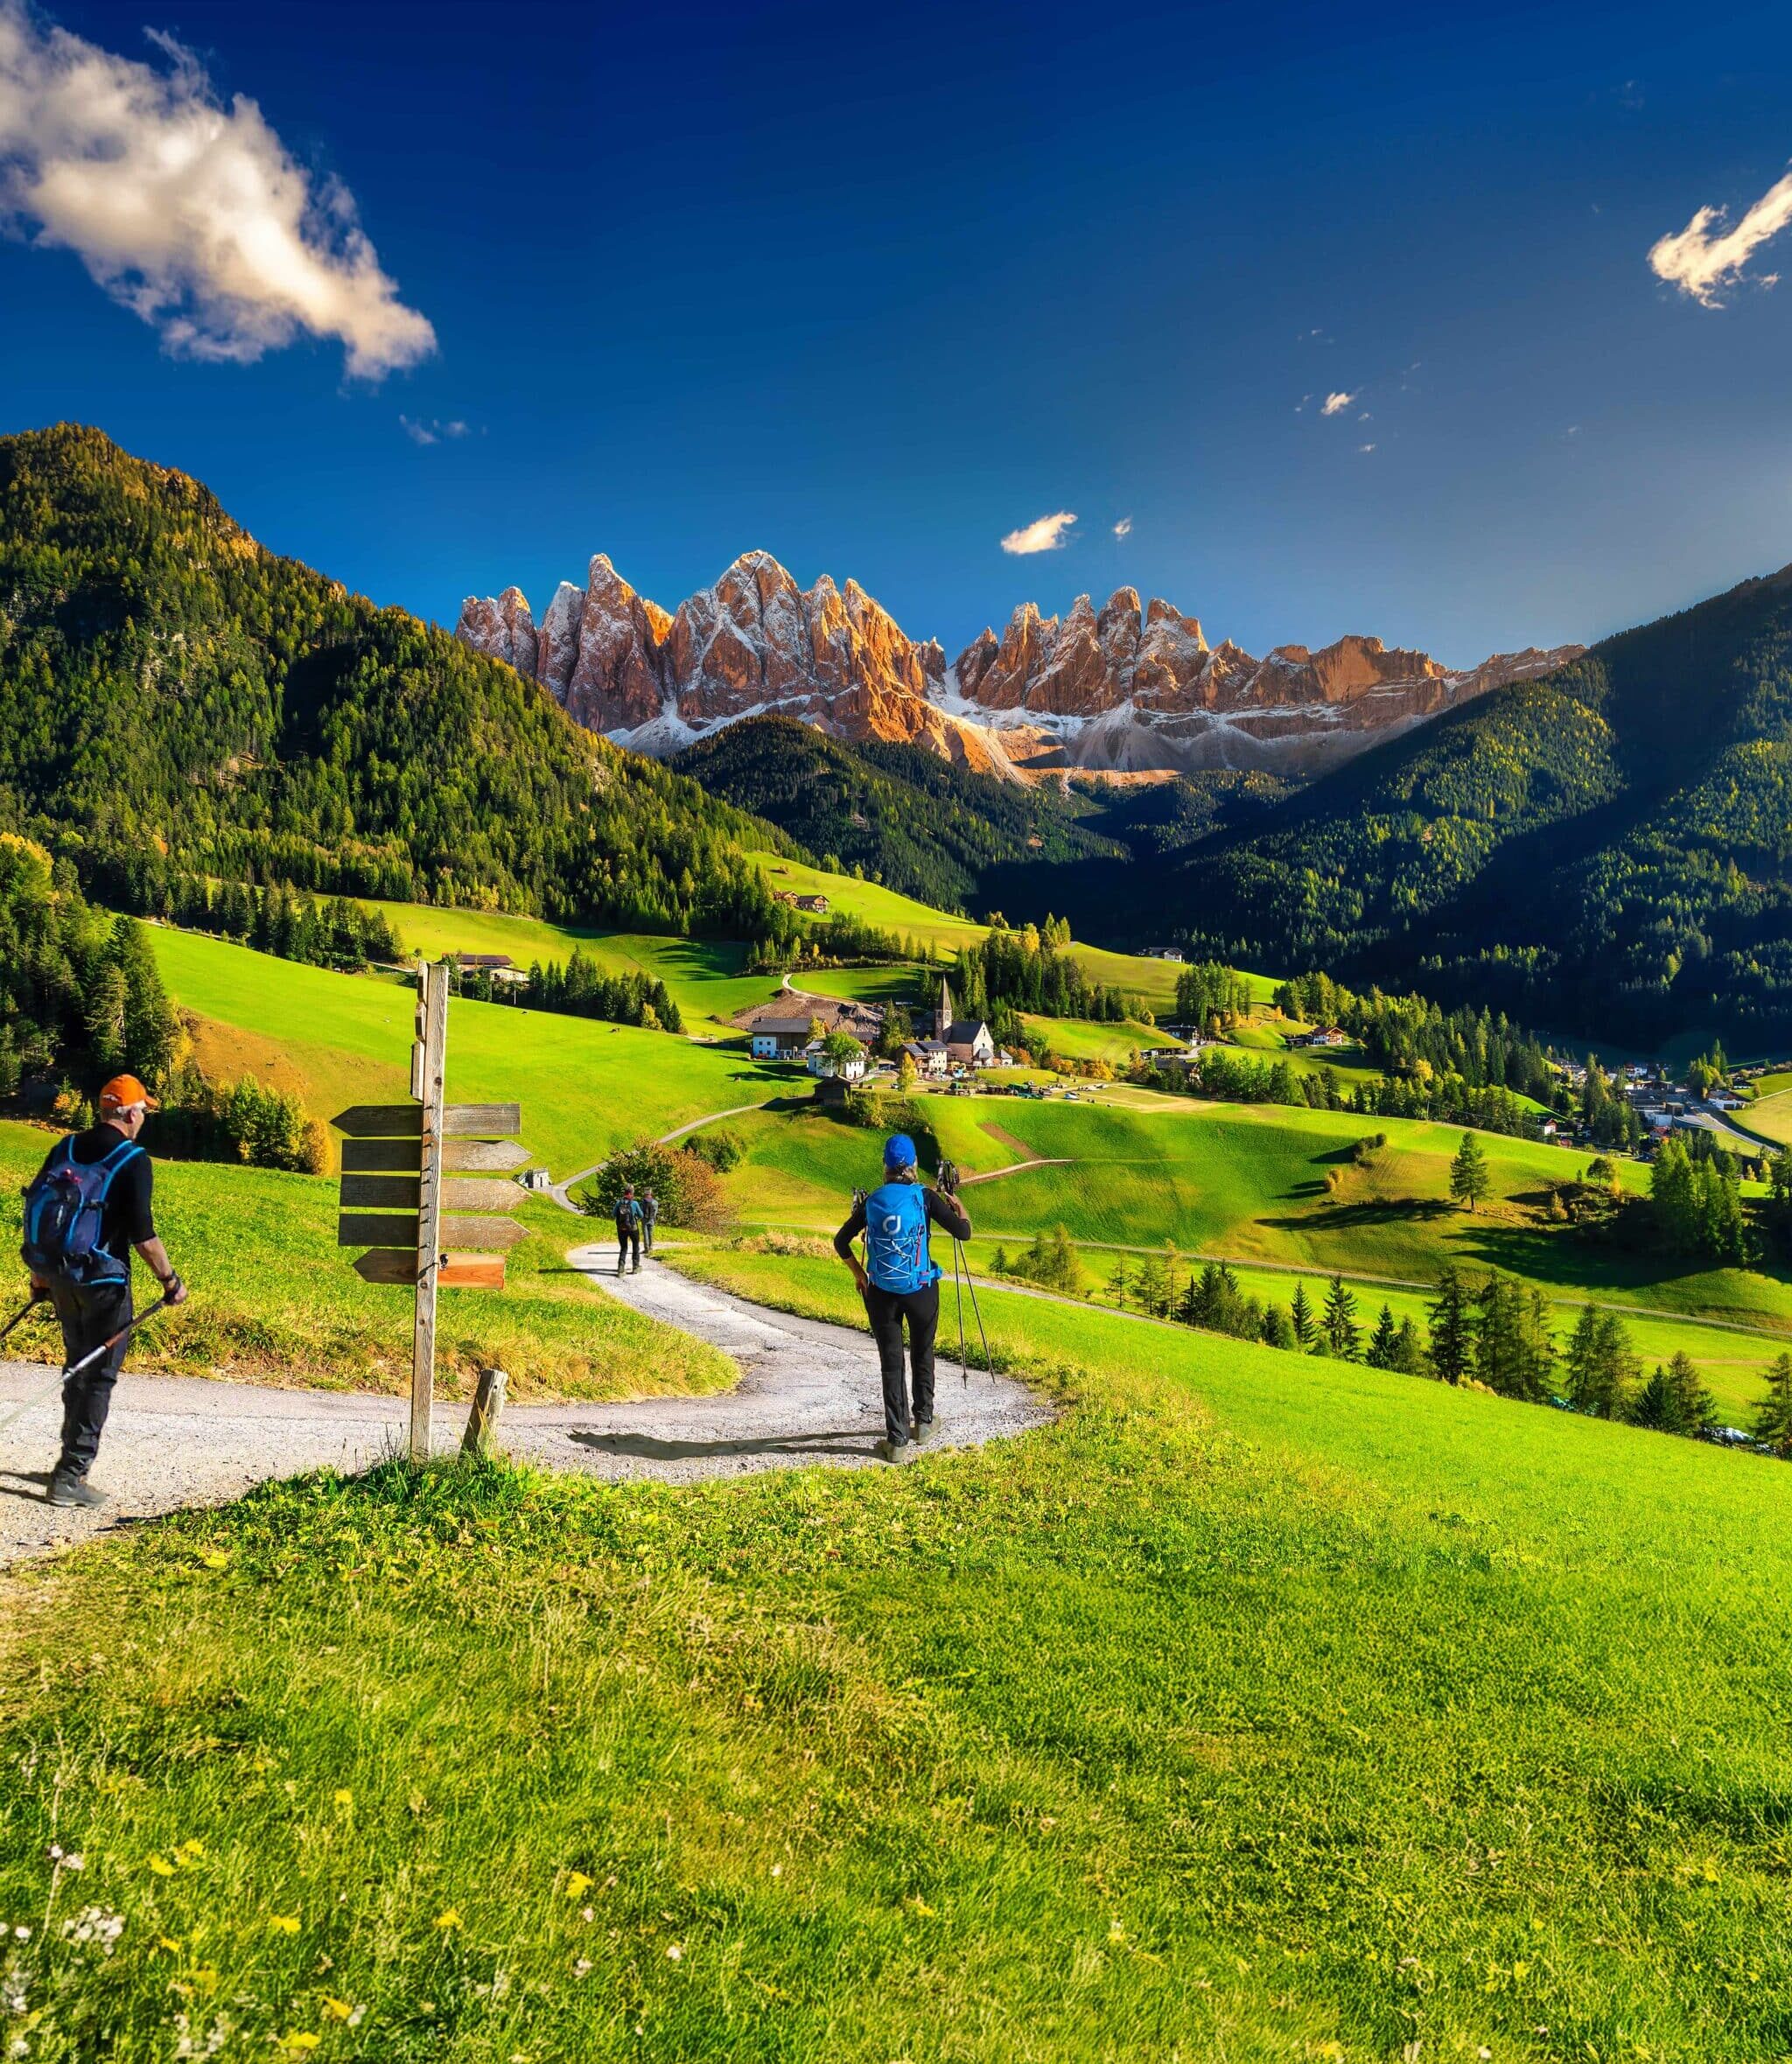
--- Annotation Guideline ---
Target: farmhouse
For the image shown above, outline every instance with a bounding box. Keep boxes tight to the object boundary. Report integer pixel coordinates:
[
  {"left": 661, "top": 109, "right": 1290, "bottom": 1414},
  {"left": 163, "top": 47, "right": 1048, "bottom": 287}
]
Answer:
[
  {"left": 748, "top": 1018, "right": 813, "bottom": 1060},
  {"left": 774, "top": 891, "right": 830, "bottom": 913},
  {"left": 903, "top": 1040, "right": 950, "bottom": 1078},
  {"left": 806, "top": 1041, "right": 868, "bottom": 1081},
  {"left": 1289, "top": 1026, "right": 1348, "bottom": 1049}
]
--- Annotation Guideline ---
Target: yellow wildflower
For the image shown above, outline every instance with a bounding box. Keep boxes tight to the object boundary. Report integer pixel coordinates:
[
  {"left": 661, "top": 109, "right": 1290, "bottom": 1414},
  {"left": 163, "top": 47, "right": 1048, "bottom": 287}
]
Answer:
[
  {"left": 149, "top": 1858, "right": 175, "bottom": 1877},
  {"left": 269, "top": 1915, "right": 300, "bottom": 1935},
  {"left": 435, "top": 1909, "right": 463, "bottom": 1931},
  {"left": 321, "top": 1997, "right": 356, "bottom": 2022},
  {"left": 564, "top": 1872, "right": 593, "bottom": 1900},
  {"left": 332, "top": 1789, "right": 353, "bottom": 1809}
]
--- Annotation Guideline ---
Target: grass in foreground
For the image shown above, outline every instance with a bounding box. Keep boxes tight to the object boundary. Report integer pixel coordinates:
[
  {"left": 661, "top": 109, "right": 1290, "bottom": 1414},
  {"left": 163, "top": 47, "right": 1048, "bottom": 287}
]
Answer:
[
  {"left": 0, "top": 1122, "right": 730, "bottom": 1401},
  {"left": 8, "top": 1254, "right": 1792, "bottom": 2058}
]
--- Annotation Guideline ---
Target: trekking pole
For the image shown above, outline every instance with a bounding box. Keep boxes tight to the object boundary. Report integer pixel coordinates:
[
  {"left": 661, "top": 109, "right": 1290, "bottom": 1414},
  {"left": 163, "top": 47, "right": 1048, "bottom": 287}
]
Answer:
[
  {"left": 0, "top": 1291, "right": 46, "bottom": 1347},
  {"left": 952, "top": 1231, "right": 969, "bottom": 1387},
  {"left": 955, "top": 1236, "right": 995, "bottom": 1382},
  {"left": 60, "top": 1289, "right": 178, "bottom": 1384},
  {"left": 0, "top": 1291, "right": 180, "bottom": 1443}
]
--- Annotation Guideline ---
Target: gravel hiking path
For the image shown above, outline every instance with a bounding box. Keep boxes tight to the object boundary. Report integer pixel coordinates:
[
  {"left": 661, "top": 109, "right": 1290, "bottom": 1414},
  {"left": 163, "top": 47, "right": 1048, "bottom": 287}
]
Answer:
[{"left": 0, "top": 1249, "right": 1050, "bottom": 1564}]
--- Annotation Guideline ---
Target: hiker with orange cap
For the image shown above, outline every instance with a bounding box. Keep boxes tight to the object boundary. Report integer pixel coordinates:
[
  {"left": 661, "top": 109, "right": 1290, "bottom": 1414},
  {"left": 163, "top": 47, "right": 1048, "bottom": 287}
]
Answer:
[{"left": 20, "top": 1075, "right": 188, "bottom": 1508}]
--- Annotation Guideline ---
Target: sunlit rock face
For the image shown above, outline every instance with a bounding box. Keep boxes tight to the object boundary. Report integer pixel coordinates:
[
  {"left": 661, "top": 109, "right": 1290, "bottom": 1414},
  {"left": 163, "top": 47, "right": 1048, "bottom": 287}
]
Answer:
[{"left": 458, "top": 556, "right": 1580, "bottom": 780}]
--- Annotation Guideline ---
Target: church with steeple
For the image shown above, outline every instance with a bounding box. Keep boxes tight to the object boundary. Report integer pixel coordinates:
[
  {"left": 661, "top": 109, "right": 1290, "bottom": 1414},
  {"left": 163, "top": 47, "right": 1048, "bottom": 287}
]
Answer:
[{"left": 932, "top": 976, "right": 996, "bottom": 1067}]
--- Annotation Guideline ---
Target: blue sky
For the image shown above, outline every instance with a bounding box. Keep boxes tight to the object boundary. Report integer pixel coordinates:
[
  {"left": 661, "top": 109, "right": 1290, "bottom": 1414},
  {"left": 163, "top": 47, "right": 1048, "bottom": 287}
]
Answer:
[{"left": 4, "top": 0, "right": 1792, "bottom": 665}]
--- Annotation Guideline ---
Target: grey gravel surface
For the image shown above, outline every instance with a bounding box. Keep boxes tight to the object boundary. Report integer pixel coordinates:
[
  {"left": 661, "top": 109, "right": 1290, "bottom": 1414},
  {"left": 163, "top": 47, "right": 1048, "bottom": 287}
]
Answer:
[{"left": 0, "top": 1246, "right": 1050, "bottom": 1564}]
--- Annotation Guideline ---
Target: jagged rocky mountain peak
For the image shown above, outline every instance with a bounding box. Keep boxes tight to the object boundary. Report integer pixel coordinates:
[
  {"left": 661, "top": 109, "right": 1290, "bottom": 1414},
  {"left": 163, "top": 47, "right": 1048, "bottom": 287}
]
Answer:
[{"left": 458, "top": 551, "right": 1581, "bottom": 779}]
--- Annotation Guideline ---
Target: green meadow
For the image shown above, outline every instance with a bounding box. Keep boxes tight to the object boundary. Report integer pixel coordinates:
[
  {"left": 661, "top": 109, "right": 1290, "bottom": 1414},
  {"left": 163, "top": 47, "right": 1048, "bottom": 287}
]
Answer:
[
  {"left": 11, "top": 1245, "right": 1792, "bottom": 2058},
  {"left": 704, "top": 1094, "right": 1792, "bottom": 1338},
  {"left": 0, "top": 1121, "right": 728, "bottom": 1401}
]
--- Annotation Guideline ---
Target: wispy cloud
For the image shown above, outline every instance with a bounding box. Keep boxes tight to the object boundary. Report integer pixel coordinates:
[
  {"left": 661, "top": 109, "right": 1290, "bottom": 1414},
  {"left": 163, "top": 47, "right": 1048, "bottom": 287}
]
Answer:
[
  {"left": 0, "top": 0, "right": 435, "bottom": 374},
  {"left": 1320, "top": 390, "right": 1355, "bottom": 416},
  {"left": 1358, "top": 443, "right": 1376, "bottom": 454},
  {"left": 1001, "top": 511, "right": 1077, "bottom": 556},
  {"left": 400, "top": 415, "right": 468, "bottom": 446},
  {"left": 1112, "top": 515, "right": 1132, "bottom": 539},
  {"left": 1649, "top": 164, "right": 1792, "bottom": 307}
]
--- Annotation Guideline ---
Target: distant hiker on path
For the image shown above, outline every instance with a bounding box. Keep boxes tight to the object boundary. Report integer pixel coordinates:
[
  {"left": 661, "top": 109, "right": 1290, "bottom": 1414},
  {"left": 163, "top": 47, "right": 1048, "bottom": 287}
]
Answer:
[
  {"left": 21, "top": 1075, "right": 188, "bottom": 1508},
  {"left": 614, "top": 1185, "right": 644, "bottom": 1276},
  {"left": 641, "top": 1189, "right": 659, "bottom": 1257},
  {"left": 834, "top": 1132, "right": 971, "bottom": 1463}
]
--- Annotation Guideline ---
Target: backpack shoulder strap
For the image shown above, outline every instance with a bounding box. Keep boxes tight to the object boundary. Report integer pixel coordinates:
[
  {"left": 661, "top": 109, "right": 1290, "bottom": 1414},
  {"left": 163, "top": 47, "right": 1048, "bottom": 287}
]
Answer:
[{"left": 89, "top": 1139, "right": 144, "bottom": 1198}]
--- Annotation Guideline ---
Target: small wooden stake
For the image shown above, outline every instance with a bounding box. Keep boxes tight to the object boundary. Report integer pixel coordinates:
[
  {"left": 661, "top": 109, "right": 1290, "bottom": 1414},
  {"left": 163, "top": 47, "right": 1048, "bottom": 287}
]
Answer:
[{"left": 462, "top": 1367, "right": 508, "bottom": 1458}]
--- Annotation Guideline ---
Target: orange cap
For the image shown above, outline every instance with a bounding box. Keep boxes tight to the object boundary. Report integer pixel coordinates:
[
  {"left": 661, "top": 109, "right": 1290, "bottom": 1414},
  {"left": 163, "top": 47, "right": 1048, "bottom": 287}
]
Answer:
[{"left": 99, "top": 1074, "right": 159, "bottom": 1112}]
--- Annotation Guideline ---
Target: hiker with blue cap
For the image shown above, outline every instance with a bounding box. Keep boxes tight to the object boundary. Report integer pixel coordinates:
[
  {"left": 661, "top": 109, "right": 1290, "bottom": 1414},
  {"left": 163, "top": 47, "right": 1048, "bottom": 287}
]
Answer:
[{"left": 833, "top": 1131, "right": 972, "bottom": 1463}]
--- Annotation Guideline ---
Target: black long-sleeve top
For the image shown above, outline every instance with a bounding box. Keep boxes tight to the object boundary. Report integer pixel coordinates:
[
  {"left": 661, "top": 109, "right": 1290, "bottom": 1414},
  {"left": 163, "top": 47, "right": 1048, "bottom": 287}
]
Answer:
[{"left": 833, "top": 1182, "right": 971, "bottom": 1262}]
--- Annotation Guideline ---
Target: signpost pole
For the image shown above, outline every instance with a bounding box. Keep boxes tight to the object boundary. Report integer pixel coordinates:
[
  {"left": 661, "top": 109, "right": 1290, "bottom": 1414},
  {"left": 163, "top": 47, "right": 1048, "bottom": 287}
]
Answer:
[{"left": 410, "top": 961, "right": 450, "bottom": 1463}]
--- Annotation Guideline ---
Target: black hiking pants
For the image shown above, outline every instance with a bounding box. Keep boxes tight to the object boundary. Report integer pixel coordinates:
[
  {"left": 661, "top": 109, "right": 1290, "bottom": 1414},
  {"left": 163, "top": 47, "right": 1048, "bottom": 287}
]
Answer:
[
  {"left": 615, "top": 1223, "right": 641, "bottom": 1273},
  {"left": 49, "top": 1278, "right": 131, "bottom": 1480},
  {"left": 863, "top": 1281, "right": 939, "bottom": 1445}
]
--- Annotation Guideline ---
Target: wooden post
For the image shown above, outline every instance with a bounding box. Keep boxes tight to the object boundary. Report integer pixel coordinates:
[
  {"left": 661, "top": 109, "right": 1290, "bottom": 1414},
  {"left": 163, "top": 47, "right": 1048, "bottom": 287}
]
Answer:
[
  {"left": 410, "top": 961, "right": 450, "bottom": 1463},
  {"left": 461, "top": 1367, "right": 508, "bottom": 1458}
]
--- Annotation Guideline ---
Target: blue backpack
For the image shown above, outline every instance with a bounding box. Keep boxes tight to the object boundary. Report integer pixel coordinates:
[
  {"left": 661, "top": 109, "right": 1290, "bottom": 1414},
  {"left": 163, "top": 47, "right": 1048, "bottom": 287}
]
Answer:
[
  {"left": 20, "top": 1136, "right": 142, "bottom": 1289},
  {"left": 863, "top": 1179, "right": 938, "bottom": 1294}
]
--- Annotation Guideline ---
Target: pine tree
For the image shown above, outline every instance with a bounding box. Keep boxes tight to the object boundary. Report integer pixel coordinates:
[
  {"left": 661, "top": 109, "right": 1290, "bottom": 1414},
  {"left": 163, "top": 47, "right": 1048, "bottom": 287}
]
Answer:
[
  {"left": 1262, "top": 1304, "right": 1298, "bottom": 1352},
  {"left": 1366, "top": 1302, "right": 1401, "bottom": 1369},
  {"left": 1390, "top": 1317, "right": 1426, "bottom": 1375},
  {"left": 1322, "top": 1274, "right": 1362, "bottom": 1360},
  {"left": 1107, "top": 1257, "right": 1131, "bottom": 1309},
  {"left": 1427, "top": 1264, "right": 1474, "bottom": 1384},
  {"left": 1563, "top": 1303, "right": 1603, "bottom": 1411},
  {"left": 1666, "top": 1349, "right": 1717, "bottom": 1436},
  {"left": 1753, "top": 1351, "right": 1792, "bottom": 1456},
  {"left": 1449, "top": 1130, "right": 1491, "bottom": 1212},
  {"left": 1290, "top": 1279, "right": 1315, "bottom": 1349}
]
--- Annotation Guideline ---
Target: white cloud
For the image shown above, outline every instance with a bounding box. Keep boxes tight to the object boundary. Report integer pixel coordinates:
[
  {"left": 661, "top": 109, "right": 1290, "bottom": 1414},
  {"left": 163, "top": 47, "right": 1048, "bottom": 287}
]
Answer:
[
  {"left": 1320, "top": 390, "right": 1355, "bottom": 416},
  {"left": 400, "top": 415, "right": 468, "bottom": 446},
  {"left": 1358, "top": 443, "right": 1376, "bottom": 454},
  {"left": 1648, "top": 164, "right": 1792, "bottom": 308},
  {"left": 0, "top": 1, "right": 435, "bottom": 375},
  {"left": 1000, "top": 511, "right": 1077, "bottom": 556},
  {"left": 1112, "top": 515, "right": 1132, "bottom": 538}
]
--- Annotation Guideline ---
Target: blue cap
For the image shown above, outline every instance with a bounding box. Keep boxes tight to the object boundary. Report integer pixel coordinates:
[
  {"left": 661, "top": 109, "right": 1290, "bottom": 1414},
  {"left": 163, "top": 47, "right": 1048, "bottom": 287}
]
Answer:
[{"left": 884, "top": 1131, "right": 916, "bottom": 1172}]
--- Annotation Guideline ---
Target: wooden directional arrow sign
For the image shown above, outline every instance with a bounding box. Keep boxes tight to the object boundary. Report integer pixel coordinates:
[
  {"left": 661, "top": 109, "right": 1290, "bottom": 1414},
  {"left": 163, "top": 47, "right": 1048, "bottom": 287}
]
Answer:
[
  {"left": 441, "top": 1138, "right": 530, "bottom": 1174},
  {"left": 339, "top": 1212, "right": 421, "bottom": 1249},
  {"left": 340, "top": 1173, "right": 423, "bottom": 1212},
  {"left": 333, "top": 1103, "right": 423, "bottom": 1139},
  {"left": 342, "top": 1138, "right": 424, "bottom": 1175},
  {"left": 441, "top": 1177, "right": 522, "bottom": 1214},
  {"left": 443, "top": 1102, "right": 522, "bottom": 1137},
  {"left": 438, "top": 1214, "right": 528, "bottom": 1251},
  {"left": 439, "top": 1253, "right": 506, "bottom": 1290},
  {"left": 354, "top": 1249, "right": 420, "bottom": 1285}
]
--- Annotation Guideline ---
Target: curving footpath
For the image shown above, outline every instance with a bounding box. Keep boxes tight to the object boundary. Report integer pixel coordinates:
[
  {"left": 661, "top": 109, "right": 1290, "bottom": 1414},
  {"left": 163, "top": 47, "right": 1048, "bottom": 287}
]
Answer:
[{"left": 0, "top": 1246, "right": 1049, "bottom": 1565}]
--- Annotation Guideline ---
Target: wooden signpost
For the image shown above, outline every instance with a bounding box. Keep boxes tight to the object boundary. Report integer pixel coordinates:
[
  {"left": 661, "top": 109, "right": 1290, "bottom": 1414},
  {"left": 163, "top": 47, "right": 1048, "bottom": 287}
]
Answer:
[{"left": 332, "top": 962, "right": 527, "bottom": 1462}]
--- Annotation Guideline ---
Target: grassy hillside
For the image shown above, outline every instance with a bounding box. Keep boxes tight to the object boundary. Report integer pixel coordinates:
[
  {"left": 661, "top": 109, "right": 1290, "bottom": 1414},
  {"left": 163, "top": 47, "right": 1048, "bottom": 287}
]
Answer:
[
  {"left": 11, "top": 1256, "right": 1792, "bottom": 2056},
  {"left": 1166, "top": 561, "right": 1792, "bottom": 1046},
  {"left": 669, "top": 713, "right": 1123, "bottom": 911},
  {"left": 0, "top": 1120, "right": 729, "bottom": 1399},
  {"left": 149, "top": 928, "right": 795, "bottom": 1172},
  {"left": 707, "top": 1095, "right": 1792, "bottom": 1334},
  {"left": 0, "top": 424, "right": 796, "bottom": 937}
]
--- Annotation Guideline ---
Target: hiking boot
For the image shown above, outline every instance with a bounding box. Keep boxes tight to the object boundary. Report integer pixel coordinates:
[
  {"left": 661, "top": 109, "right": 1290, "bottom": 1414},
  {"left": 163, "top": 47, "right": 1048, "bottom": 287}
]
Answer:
[
  {"left": 911, "top": 1415, "right": 936, "bottom": 1445},
  {"left": 46, "top": 1472, "right": 106, "bottom": 1510},
  {"left": 878, "top": 1437, "right": 912, "bottom": 1465}
]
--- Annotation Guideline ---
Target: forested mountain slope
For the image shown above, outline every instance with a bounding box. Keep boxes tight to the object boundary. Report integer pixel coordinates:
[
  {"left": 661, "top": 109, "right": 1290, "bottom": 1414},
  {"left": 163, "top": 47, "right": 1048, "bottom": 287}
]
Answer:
[
  {"left": 670, "top": 714, "right": 1121, "bottom": 911},
  {"left": 1168, "top": 563, "right": 1792, "bottom": 1046},
  {"left": 0, "top": 425, "right": 797, "bottom": 934}
]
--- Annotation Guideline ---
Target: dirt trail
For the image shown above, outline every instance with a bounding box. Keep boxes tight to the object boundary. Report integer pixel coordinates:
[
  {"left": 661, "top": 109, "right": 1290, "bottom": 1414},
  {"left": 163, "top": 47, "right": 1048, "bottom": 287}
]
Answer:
[{"left": 0, "top": 1248, "right": 1049, "bottom": 1564}]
